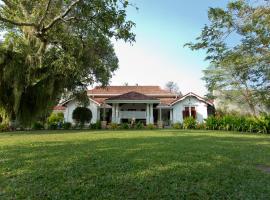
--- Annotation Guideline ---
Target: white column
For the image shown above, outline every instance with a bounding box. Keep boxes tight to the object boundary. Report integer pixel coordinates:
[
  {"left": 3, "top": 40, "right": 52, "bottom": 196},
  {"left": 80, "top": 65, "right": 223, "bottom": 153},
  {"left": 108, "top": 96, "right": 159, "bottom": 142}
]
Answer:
[
  {"left": 170, "top": 109, "right": 173, "bottom": 124},
  {"left": 116, "top": 103, "right": 119, "bottom": 124},
  {"left": 159, "top": 108, "right": 162, "bottom": 121},
  {"left": 112, "top": 104, "right": 116, "bottom": 123},
  {"left": 103, "top": 107, "right": 106, "bottom": 121},
  {"left": 189, "top": 106, "right": 191, "bottom": 117},
  {"left": 149, "top": 104, "right": 153, "bottom": 124},
  {"left": 146, "top": 104, "right": 149, "bottom": 124}
]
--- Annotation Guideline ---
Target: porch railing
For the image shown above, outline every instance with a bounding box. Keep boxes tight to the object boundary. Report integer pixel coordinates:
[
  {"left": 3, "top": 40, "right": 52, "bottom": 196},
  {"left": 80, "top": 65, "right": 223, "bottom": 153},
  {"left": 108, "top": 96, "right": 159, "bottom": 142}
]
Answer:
[{"left": 119, "top": 111, "right": 146, "bottom": 119}]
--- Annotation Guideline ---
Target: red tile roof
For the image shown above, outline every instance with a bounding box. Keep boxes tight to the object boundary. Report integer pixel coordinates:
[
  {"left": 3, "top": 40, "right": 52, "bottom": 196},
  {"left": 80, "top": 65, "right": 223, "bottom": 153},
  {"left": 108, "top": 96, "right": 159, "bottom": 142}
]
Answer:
[
  {"left": 106, "top": 92, "right": 159, "bottom": 101},
  {"left": 88, "top": 86, "right": 175, "bottom": 95},
  {"left": 53, "top": 105, "right": 66, "bottom": 111},
  {"left": 160, "top": 98, "right": 178, "bottom": 105}
]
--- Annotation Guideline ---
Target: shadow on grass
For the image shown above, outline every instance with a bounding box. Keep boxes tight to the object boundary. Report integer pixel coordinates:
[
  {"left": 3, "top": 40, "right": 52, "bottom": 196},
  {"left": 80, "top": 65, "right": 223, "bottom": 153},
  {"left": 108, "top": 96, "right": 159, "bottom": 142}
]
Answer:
[{"left": 1, "top": 133, "right": 270, "bottom": 199}]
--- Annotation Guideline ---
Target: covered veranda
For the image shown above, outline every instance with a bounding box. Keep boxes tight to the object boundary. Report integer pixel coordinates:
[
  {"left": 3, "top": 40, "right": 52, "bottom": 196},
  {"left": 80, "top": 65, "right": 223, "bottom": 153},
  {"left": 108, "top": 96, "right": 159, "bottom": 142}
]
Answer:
[{"left": 99, "top": 92, "right": 173, "bottom": 128}]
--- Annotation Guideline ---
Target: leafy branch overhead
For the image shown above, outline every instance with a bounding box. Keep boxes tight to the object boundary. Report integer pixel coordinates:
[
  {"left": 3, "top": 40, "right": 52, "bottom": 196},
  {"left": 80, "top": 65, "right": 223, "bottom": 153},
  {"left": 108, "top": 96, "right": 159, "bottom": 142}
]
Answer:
[
  {"left": 185, "top": 0, "right": 270, "bottom": 115},
  {"left": 0, "top": 0, "right": 136, "bottom": 124}
]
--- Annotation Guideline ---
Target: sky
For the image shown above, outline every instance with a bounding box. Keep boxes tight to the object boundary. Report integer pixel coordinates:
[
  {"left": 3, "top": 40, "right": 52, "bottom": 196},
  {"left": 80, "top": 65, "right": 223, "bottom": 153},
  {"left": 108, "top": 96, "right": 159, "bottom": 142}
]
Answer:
[{"left": 110, "top": 0, "right": 229, "bottom": 96}]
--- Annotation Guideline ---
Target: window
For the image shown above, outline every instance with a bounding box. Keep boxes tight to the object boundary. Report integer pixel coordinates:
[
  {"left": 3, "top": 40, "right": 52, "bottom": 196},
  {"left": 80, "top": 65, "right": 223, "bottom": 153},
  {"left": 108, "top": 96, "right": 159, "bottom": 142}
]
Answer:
[
  {"left": 182, "top": 107, "right": 196, "bottom": 119},
  {"left": 182, "top": 107, "right": 190, "bottom": 119},
  {"left": 191, "top": 107, "right": 196, "bottom": 119}
]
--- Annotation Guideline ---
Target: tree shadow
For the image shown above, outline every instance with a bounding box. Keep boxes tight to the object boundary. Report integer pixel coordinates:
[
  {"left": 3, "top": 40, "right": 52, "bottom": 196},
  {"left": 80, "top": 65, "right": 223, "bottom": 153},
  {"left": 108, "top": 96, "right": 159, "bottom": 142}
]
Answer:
[{"left": 1, "top": 133, "right": 270, "bottom": 199}]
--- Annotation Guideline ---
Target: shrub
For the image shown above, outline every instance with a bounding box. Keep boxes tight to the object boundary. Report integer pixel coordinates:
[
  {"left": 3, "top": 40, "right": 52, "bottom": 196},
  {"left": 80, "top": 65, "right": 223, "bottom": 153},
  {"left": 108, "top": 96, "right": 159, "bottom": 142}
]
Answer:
[
  {"left": 90, "top": 121, "right": 102, "bottom": 129},
  {"left": 204, "top": 114, "right": 270, "bottom": 134},
  {"left": 205, "top": 116, "right": 219, "bottom": 130},
  {"left": 135, "top": 122, "right": 144, "bottom": 129},
  {"left": 90, "top": 123, "right": 97, "bottom": 129},
  {"left": 146, "top": 123, "right": 155, "bottom": 130},
  {"left": 72, "top": 107, "right": 92, "bottom": 125},
  {"left": 48, "top": 112, "right": 64, "bottom": 124},
  {"left": 48, "top": 123, "right": 58, "bottom": 130},
  {"left": 63, "top": 122, "right": 72, "bottom": 129},
  {"left": 96, "top": 120, "right": 102, "bottom": 129},
  {"left": 172, "top": 123, "right": 182, "bottom": 129},
  {"left": 196, "top": 123, "right": 205, "bottom": 130},
  {"left": 32, "top": 122, "right": 44, "bottom": 130},
  {"left": 110, "top": 123, "right": 119, "bottom": 130},
  {"left": 0, "top": 123, "right": 9, "bottom": 132},
  {"left": 183, "top": 117, "right": 197, "bottom": 129},
  {"left": 120, "top": 123, "right": 130, "bottom": 129}
]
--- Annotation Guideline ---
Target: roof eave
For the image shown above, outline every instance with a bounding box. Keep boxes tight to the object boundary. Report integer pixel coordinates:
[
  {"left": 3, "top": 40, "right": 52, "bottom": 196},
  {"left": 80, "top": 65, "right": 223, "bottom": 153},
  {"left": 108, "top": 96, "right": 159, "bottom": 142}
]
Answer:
[{"left": 105, "top": 100, "right": 160, "bottom": 104}]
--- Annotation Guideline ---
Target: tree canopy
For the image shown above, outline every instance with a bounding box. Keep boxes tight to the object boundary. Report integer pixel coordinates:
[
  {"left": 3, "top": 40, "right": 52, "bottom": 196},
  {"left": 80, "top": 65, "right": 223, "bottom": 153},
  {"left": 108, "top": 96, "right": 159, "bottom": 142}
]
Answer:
[
  {"left": 0, "top": 0, "right": 135, "bottom": 124},
  {"left": 165, "top": 81, "right": 182, "bottom": 96},
  {"left": 186, "top": 0, "right": 270, "bottom": 115}
]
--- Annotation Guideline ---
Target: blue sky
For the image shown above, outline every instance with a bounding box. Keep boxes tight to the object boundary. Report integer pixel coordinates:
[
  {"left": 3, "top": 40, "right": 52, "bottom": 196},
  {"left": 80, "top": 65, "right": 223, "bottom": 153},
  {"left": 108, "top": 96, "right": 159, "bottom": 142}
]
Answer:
[{"left": 111, "top": 0, "right": 229, "bottom": 95}]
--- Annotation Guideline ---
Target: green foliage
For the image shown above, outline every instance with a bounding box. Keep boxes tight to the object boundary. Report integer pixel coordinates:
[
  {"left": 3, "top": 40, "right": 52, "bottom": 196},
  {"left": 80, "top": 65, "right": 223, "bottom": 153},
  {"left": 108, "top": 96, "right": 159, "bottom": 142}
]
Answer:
[
  {"left": 196, "top": 123, "right": 206, "bottom": 130},
  {"left": 146, "top": 123, "right": 155, "bottom": 130},
  {"left": 0, "top": 0, "right": 135, "bottom": 125},
  {"left": 186, "top": 0, "right": 270, "bottom": 115},
  {"left": 0, "top": 123, "right": 9, "bottom": 132},
  {"left": 32, "top": 122, "right": 44, "bottom": 130},
  {"left": 47, "top": 113, "right": 64, "bottom": 125},
  {"left": 63, "top": 122, "right": 72, "bottom": 130},
  {"left": 204, "top": 114, "right": 270, "bottom": 133},
  {"left": 110, "top": 123, "right": 119, "bottom": 130},
  {"left": 72, "top": 107, "right": 92, "bottom": 125},
  {"left": 120, "top": 123, "right": 130, "bottom": 129},
  {"left": 135, "top": 122, "right": 144, "bottom": 129},
  {"left": 48, "top": 123, "right": 58, "bottom": 130},
  {"left": 172, "top": 123, "right": 182, "bottom": 129},
  {"left": 47, "top": 112, "right": 64, "bottom": 130},
  {"left": 183, "top": 117, "right": 197, "bottom": 129},
  {"left": 90, "top": 121, "right": 102, "bottom": 130}
]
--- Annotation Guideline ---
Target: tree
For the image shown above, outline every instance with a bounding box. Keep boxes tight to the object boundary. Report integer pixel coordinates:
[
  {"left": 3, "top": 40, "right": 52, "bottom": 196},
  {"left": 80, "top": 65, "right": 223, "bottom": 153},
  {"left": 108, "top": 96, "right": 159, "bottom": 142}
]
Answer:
[
  {"left": 165, "top": 81, "right": 182, "bottom": 95},
  {"left": 185, "top": 0, "right": 270, "bottom": 115},
  {"left": 72, "top": 107, "right": 92, "bottom": 125},
  {"left": 0, "top": 0, "right": 135, "bottom": 125}
]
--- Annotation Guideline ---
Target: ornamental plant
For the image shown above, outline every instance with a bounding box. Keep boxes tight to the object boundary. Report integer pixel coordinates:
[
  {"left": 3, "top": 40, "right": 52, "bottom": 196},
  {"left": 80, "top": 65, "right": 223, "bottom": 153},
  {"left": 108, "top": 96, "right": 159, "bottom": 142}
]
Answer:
[{"left": 72, "top": 107, "right": 92, "bottom": 125}]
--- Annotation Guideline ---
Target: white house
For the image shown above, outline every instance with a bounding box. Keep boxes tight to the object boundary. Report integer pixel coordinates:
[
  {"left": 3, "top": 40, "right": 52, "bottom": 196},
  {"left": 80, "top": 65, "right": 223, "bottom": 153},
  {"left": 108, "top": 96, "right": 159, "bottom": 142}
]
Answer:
[{"left": 56, "top": 86, "right": 214, "bottom": 127}]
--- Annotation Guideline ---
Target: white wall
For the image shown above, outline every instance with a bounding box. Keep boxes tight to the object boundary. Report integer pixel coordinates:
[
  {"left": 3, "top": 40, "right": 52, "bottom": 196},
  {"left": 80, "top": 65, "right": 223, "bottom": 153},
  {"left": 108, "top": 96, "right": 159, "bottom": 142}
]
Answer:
[
  {"left": 172, "top": 96, "right": 208, "bottom": 123},
  {"left": 64, "top": 99, "right": 99, "bottom": 124}
]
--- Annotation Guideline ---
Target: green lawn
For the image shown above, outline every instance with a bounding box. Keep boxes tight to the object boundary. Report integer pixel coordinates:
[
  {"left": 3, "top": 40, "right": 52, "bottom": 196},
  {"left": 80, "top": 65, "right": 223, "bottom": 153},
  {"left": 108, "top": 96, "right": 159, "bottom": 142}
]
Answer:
[{"left": 0, "top": 130, "right": 270, "bottom": 199}]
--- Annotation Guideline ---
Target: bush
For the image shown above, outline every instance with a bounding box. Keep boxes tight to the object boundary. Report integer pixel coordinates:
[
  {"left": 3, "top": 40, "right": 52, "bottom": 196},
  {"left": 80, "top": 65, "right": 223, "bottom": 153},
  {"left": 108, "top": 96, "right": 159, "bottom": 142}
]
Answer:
[
  {"left": 0, "top": 123, "right": 9, "bottom": 132},
  {"left": 135, "top": 122, "right": 144, "bottom": 129},
  {"left": 196, "top": 123, "right": 206, "bottom": 130},
  {"left": 72, "top": 107, "right": 92, "bottom": 125},
  {"left": 63, "top": 122, "right": 72, "bottom": 129},
  {"left": 172, "top": 123, "right": 182, "bottom": 129},
  {"left": 146, "top": 123, "right": 155, "bottom": 130},
  {"left": 32, "top": 122, "right": 44, "bottom": 130},
  {"left": 204, "top": 114, "right": 270, "bottom": 134},
  {"left": 96, "top": 120, "right": 102, "bottom": 129},
  {"left": 90, "top": 123, "right": 97, "bottom": 129},
  {"left": 90, "top": 121, "right": 102, "bottom": 129},
  {"left": 110, "top": 123, "right": 119, "bottom": 130},
  {"left": 183, "top": 117, "right": 197, "bottom": 129},
  {"left": 120, "top": 123, "right": 130, "bottom": 129},
  {"left": 48, "top": 123, "right": 58, "bottom": 130},
  {"left": 48, "top": 112, "right": 64, "bottom": 124}
]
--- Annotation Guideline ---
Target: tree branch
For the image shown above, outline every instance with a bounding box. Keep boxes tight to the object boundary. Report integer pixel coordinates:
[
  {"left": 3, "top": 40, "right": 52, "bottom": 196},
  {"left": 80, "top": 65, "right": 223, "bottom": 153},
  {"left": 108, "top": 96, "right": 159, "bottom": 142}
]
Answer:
[
  {"left": 0, "top": 15, "right": 36, "bottom": 27},
  {"left": 43, "top": 0, "right": 82, "bottom": 32},
  {"left": 38, "top": 0, "right": 52, "bottom": 27}
]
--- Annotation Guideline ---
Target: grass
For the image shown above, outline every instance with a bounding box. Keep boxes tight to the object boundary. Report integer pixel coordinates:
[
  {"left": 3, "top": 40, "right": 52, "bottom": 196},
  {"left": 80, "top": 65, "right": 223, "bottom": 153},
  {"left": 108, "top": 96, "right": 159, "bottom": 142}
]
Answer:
[{"left": 0, "top": 130, "right": 270, "bottom": 199}]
